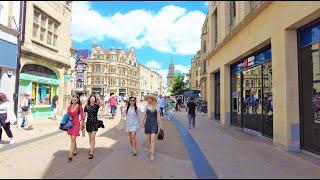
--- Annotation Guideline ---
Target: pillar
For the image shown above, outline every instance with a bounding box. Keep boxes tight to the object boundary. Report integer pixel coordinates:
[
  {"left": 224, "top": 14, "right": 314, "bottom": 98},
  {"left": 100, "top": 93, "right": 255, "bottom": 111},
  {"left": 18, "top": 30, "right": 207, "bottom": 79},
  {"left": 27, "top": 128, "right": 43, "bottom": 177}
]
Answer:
[
  {"left": 220, "top": 65, "right": 231, "bottom": 126},
  {"left": 272, "top": 29, "right": 300, "bottom": 152}
]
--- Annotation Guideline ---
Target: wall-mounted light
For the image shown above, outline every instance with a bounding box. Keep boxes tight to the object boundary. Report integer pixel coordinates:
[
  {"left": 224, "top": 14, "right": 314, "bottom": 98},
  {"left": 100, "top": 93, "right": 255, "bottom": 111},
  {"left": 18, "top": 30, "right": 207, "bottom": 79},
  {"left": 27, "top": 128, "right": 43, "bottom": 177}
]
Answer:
[{"left": 7, "top": 70, "right": 13, "bottom": 78}]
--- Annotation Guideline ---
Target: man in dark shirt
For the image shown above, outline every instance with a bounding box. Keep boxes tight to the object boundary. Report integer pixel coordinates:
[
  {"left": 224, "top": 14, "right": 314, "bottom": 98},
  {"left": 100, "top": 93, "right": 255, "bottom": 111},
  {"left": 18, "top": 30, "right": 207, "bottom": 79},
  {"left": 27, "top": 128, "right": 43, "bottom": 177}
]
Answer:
[{"left": 187, "top": 97, "right": 198, "bottom": 129}]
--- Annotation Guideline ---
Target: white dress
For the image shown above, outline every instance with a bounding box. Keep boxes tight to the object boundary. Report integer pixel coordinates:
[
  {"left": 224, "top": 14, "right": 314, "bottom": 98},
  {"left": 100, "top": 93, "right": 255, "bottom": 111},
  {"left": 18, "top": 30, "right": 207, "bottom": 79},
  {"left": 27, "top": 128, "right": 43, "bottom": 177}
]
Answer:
[{"left": 123, "top": 107, "right": 140, "bottom": 132}]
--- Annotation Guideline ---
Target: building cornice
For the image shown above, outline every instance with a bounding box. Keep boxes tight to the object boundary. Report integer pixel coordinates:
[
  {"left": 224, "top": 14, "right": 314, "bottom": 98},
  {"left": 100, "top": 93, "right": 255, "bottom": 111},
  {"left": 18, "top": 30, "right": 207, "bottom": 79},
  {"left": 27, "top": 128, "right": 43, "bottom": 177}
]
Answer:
[{"left": 205, "top": 1, "right": 272, "bottom": 61}]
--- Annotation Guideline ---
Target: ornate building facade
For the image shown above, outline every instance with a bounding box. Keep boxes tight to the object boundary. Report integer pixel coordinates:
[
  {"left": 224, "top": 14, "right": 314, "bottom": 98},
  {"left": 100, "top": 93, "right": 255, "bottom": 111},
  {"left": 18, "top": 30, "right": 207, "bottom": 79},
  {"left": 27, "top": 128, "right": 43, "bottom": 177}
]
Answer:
[
  {"left": 139, "top": 64, "right": 162, "bottom": 100},
  {"left": 85, "top": 45, "right": 140, "bottom": 98},
  {"left": 167, "top": 58, "right": 175, "bottom": 88}
]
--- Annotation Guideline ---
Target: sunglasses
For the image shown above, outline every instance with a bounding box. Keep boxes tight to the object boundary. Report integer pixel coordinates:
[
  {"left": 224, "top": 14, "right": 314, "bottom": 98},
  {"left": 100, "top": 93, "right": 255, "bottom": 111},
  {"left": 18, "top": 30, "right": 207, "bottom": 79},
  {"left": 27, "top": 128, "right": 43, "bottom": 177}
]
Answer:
[{"left": 130, "top": 99, "right": 136, "bottom": 102}]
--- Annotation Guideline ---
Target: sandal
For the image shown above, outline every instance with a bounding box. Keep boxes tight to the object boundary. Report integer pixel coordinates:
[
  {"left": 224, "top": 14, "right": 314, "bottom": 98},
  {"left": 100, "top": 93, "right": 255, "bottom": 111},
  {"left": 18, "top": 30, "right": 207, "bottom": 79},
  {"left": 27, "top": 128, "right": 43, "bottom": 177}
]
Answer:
[{"left": 89, "top": 153, "right": 94, "bottom": 159}]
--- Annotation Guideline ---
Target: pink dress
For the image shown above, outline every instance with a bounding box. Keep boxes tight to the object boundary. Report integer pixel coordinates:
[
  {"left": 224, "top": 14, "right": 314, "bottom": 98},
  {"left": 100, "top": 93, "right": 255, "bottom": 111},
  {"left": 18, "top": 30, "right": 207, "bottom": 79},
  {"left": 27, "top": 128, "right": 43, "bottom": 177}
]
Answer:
[{"left": 67, "top": 105, "right": 84, "bottom": 136}]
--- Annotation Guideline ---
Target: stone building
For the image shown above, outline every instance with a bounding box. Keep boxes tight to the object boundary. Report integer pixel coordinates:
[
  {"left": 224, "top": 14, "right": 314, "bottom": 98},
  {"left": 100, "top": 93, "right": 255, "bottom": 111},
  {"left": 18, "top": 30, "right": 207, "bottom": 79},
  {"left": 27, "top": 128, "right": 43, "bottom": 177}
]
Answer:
[
  {"left": 86, "top": 45, "right": 140, "bottom": 98},
  {"left": 19, "top": 1, "right": 72, "bottom": 119},
  {"left": 205, "top": 1, "right": 320, "bottom": 155}
]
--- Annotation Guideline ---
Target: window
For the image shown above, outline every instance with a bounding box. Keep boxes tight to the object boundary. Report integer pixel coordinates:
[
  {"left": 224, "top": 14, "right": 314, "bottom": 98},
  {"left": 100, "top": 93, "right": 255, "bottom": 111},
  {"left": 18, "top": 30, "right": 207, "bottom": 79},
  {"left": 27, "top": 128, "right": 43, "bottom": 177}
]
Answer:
[
  {"left": 41, "top": 16, "right": 46, "bottom": 27},
  {"left": 54, "top": 24, "right": 58, "bottom": 33},
  {"left": 47, "top": 32, "right": 52, "bottom": 45},
  {"left": 214, "top": 10, "right": 218, "bottom": 44},
  {"left": 31, "top": 83, "right": 54, "bottom": 105},
  {"left": 196, "top": 70, "right": 198, "bottom": 76},
  {"left": 230, "top": 1, "right": 236, "bottom": 26},
  {"left": 53, "top": 35, "right": 57, "bottom": 47},
  {"left": 48, "top": 20, "right": 53, "bottom": 31},
  {"left": 32, "top": 24, "right": 39, "bottom": 38},
  {"left": 33, "top": 8, "right": 59, "bottom": 47},
  {"left": 34, "top": 11, "right": 40, "bottom": 24},
  {"left": 203, "top": 41, "right": 206, "bottom": 53},
  {"left": 40, "top": 28, "right": 45, "bottom": 41}
]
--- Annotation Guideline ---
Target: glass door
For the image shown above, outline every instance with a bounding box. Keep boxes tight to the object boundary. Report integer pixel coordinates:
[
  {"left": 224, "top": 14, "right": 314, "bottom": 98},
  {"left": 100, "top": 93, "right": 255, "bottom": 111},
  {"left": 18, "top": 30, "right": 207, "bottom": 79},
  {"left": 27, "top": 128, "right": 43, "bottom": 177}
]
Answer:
[
  {"left": 242, "top": 66, "right": 262, "bottom": 132},
  {"left": 231, "top": 72, "right": 242, "bottom": 127},
  {"left": 300, "top": 42, "right": 320, "bottom": 155},
  {"left": 262, "top": 62, "right": 273, "bottom": 138}
]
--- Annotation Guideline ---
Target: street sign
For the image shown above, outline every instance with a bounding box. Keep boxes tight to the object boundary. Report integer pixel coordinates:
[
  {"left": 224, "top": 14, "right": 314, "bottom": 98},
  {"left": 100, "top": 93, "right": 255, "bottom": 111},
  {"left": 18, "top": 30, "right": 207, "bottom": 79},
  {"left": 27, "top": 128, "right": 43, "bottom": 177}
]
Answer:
[{"left": 64, "top": 74, "right": 72, "bottom": 81}]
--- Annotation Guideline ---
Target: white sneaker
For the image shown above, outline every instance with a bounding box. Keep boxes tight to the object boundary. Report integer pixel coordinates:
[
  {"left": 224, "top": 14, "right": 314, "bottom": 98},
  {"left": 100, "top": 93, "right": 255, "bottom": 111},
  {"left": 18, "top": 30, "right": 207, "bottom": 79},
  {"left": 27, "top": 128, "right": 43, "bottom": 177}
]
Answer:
[
  {"left": 150, "top": 154, "right": 155, "bottom": 161},
  {"left": 9, "top": 138, "right": 14, "bottom": 144}
]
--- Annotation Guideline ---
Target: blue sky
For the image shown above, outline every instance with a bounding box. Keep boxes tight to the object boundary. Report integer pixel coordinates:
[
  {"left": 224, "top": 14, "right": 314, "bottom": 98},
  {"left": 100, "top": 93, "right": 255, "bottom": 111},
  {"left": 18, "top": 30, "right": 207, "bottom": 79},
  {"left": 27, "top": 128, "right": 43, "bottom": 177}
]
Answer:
[{"left": 72, "top": 1, "right": 207, "bottom": 85}]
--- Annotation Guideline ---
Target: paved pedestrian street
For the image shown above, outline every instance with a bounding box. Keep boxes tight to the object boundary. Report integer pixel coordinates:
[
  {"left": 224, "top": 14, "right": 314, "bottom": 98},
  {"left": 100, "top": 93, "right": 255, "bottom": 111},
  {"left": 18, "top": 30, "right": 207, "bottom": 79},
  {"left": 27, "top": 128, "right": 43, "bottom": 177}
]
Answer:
[{"left": 1, "top": 109, "right": 320, "bottom": 179}]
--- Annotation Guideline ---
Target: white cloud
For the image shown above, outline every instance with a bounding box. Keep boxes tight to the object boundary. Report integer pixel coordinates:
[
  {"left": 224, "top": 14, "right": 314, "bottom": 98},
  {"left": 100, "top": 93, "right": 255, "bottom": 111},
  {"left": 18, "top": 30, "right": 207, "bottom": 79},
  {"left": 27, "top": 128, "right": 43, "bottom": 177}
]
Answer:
[
  {"left": 175, "top": 64, "right": 191, "bottom": 74},
  {"left": 144, "top": 60, "right": 162, "bottom": 70},
  {"left": 72, "top": 2, "right": 206, "bottom": 55}
]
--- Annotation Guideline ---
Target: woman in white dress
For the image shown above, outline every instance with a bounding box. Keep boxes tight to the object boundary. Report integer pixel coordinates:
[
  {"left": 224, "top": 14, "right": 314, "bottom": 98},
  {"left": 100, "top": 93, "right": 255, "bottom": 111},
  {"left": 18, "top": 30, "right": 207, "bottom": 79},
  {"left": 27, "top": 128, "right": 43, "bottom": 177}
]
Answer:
[{"left": 121, "top": 97, "right": 141, "bottom": 156}]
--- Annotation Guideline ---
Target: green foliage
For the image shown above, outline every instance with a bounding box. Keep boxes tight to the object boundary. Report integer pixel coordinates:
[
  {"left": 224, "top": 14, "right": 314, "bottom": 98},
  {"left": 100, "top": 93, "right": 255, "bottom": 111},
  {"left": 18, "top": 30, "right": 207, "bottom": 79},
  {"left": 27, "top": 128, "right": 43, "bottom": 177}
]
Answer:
[{"left": 170, "top": 73, "right": 186, "bottom": 95}]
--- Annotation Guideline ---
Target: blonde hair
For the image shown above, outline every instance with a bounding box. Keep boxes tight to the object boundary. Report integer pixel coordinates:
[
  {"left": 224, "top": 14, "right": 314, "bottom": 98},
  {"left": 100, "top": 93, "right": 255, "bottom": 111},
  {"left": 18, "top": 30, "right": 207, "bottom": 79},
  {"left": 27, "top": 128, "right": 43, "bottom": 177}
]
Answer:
[{"left": 144, "top": 95, "right": 157, "bottom": 111}]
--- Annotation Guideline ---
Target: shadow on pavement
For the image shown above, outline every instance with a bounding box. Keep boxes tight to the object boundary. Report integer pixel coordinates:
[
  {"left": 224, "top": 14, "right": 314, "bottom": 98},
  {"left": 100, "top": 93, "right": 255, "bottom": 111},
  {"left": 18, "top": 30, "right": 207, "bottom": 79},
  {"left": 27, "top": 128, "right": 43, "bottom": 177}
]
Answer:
[{"left": 42, "top": 147, "right": 113, "bottom": 179}]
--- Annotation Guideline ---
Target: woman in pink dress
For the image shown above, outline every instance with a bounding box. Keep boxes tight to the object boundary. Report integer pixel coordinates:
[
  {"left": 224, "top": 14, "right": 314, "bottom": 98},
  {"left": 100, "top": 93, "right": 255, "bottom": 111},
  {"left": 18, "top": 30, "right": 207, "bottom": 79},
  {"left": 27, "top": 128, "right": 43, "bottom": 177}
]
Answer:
[{"left": 67, "top": 94, "right": 84, "bottom": 162}]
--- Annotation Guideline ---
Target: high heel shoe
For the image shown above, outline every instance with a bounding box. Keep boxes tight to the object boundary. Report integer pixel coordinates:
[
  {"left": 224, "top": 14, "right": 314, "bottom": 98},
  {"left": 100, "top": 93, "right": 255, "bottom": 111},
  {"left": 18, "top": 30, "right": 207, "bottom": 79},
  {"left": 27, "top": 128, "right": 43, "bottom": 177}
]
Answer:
[{"left": 68, "top": 157, "right": 72, "bottom": 162}]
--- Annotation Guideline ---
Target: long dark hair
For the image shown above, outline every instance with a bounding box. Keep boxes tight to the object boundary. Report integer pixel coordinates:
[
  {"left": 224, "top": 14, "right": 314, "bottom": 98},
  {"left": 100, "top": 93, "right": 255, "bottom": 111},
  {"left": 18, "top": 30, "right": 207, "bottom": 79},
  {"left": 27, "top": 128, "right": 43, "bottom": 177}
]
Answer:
[
  {"left": 126, "top": 97, "right": 137, "bottom": 114},
  {"left": 70, "top": 94, "right": 81, "bottom": 105},
  {"left": 87, "top": 94, "right": 97, "bottom": 106},
  {"left": 0, "top": 93, "right": 8, "bottom": 103},
  {"left": 52, "top": 95, "right": 58, "bottom": 103}
]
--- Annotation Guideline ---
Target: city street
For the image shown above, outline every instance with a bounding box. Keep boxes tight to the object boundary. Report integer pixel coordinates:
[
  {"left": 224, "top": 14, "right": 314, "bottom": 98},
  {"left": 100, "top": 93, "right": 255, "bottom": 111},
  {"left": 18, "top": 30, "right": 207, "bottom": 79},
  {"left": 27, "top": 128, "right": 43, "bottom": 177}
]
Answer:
[{"left": 1, "top": 105, "right": 320, "bottom": 179}]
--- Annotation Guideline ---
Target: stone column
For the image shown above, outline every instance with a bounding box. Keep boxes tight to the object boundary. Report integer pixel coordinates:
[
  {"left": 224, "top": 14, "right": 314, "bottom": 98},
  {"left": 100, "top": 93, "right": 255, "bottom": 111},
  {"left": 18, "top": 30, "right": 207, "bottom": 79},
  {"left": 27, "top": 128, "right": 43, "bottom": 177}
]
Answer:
[
  {"left": 220, "top": 65, "right": 231, "bottom": 126},
  {"left": 271, "top": 29, "right": 300, "bottom": 152}
]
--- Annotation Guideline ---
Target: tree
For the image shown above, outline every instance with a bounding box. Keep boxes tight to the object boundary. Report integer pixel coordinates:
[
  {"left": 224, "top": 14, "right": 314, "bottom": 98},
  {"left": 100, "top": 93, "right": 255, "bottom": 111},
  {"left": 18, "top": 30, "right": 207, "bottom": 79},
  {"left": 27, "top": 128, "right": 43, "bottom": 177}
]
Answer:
[{"left": 170, "top": 72, "right": 186, "bottom": 95}]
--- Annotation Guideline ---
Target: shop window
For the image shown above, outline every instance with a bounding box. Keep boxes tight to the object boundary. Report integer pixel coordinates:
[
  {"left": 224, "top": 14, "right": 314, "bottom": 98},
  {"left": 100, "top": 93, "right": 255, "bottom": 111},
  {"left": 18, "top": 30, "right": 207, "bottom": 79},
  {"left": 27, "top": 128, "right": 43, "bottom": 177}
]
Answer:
[{"left": 32, "top": 83, "right": 53, "bottom": 105}]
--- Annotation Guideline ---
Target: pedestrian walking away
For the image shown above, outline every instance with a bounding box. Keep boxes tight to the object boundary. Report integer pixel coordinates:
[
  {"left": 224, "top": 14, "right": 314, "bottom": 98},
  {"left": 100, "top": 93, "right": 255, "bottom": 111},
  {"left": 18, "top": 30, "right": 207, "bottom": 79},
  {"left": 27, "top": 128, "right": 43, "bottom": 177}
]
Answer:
[
  {"left": 142, "top": 95, "right": 163, "bottom": 161},
  {"left": 66, "top": 94, "right": 85, "bottom": 162},
  {"left": 157, "top": 95, "right": 165, "bottom": 117},
  {"left": 187, "top": 97, "right": 198, "bottom": 129},
  {"left": 19, "top": 93, "right": 33, "bottom": 129},
  {"left": 121, "top": 97, "right": 141, "bottom": 156},
  {"left": 0, "top": 93, "right": 14, "bottom": 144},
  {"left": 109, "top": 93, "right": 118, "bottom": 118},
  {"left": 84, "top": 94, "right": 104, "bottom": 159},
  {"left": 51, "top": 95, "right": 59, "bottom": 121}
]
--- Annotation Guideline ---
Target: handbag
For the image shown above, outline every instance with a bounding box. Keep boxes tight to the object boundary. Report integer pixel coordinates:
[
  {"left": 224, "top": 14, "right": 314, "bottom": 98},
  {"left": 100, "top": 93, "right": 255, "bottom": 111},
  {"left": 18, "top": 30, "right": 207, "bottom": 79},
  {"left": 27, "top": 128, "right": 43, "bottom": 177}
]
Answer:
[
  {"left": 59, "top": 113, "right": 73, "bottom": 131},
  {"left": 157, "top": 129, "right": 164, "bottom": 140},
  {"left": 98, "top": 120, "right": 105, "bottom": 128}
]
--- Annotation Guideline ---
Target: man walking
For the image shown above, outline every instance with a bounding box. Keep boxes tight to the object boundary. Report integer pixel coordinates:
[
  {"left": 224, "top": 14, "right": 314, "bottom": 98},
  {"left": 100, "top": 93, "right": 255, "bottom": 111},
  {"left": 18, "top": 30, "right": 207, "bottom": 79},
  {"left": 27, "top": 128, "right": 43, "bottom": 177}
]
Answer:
[
  {"left": 187, "top": 97, "right": 198, "bottom": 129},
  {"left": 157, "top": 95, "right": 165, "bottom": 118}
]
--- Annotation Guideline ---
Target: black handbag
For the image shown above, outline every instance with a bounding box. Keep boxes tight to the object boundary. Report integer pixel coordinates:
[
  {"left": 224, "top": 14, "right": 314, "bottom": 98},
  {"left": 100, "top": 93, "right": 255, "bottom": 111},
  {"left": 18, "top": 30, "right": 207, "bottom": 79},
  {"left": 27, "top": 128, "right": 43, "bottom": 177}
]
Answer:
[
  {"left": 157, "top": 129, "right": 164, "bottom": 140},
  {"left": 98, "top": 120, "right": 105, "bottom": 128}
]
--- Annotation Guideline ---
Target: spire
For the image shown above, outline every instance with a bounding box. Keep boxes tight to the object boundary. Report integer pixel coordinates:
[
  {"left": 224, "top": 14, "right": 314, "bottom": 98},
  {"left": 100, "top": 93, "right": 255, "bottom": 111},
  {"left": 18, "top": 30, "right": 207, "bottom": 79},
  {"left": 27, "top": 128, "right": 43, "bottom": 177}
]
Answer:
[{"left": 170, "top": 54, "right": 173, "bottom": 66}]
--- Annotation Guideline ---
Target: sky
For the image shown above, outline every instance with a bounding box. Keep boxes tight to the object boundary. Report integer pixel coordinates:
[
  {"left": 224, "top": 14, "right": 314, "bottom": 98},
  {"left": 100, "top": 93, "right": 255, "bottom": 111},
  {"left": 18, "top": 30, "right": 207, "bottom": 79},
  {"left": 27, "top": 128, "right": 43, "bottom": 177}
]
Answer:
[{"left": 71, "top": 1, "right": 208, "bottom": 86}]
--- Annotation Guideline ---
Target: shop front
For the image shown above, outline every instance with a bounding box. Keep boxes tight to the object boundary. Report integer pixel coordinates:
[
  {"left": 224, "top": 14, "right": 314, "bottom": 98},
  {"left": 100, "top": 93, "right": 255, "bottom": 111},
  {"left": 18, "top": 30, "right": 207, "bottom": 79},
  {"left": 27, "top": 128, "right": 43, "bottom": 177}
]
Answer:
[
  {"left": 19, "top": 64, "right": 59, "bottom": 120},
  {"left": 230, "top": 46, "right": 273, "bottom": 138},
  {"left": 298, "top": 19, "right": 320, "bottom": 155}
]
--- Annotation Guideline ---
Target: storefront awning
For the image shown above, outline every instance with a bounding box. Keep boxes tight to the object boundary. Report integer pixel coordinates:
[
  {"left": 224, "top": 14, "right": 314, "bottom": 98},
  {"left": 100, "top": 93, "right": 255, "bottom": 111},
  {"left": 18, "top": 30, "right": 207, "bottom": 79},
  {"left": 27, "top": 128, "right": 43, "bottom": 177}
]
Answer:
[{"left": 20, "top": 73, "right": 60, "bottom": 85}]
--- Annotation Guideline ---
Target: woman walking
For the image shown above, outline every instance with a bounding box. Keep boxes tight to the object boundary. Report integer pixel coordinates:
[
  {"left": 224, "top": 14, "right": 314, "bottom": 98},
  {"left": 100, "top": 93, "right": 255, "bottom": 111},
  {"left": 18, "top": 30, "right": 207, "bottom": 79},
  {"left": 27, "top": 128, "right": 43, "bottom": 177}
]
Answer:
[
  {"left": 121, "top": 97, "right": 141, "bottom": 156},
  {"left": 0, "top": 93, "right": 14, "bottom": 144},
  {"left": 141, "top": 95, "right": 162, "bottom": 160},
  {"left": 84, "top": 94, "right": 104, "bottom": 159},
  {"left": 66, "top": 94, "right": 84, "bottom": 162}
]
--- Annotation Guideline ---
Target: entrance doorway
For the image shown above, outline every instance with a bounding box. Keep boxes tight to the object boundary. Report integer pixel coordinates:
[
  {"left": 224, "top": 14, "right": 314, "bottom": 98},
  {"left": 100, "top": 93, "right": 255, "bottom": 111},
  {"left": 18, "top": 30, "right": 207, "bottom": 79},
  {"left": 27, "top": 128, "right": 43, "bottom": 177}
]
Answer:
[{"left": 214, "top": 72, "right": 220, "bottom": 120}]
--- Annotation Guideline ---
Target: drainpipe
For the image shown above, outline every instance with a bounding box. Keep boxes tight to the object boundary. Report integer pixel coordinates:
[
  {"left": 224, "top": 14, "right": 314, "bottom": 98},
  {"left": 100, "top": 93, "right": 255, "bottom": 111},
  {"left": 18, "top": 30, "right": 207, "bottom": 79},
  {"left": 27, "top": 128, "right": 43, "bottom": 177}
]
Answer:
[{"left": 14, "top": 1, "right": 26, "bottom": 115}]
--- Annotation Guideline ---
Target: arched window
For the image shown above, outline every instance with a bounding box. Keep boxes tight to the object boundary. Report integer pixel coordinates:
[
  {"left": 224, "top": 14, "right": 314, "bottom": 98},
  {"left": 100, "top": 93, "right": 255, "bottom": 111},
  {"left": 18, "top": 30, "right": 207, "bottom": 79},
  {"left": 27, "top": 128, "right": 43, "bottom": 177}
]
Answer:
[{"left": 21, "top": 64, "right": 58, "bottom": 79}]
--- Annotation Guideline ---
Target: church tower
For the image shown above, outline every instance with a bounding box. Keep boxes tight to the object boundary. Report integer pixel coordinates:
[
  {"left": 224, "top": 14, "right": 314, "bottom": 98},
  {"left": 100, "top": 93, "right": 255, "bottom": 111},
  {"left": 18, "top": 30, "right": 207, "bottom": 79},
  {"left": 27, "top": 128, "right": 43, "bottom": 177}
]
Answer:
[{"left": 167, "top": 54, "right": 175, "bottom": 88}]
